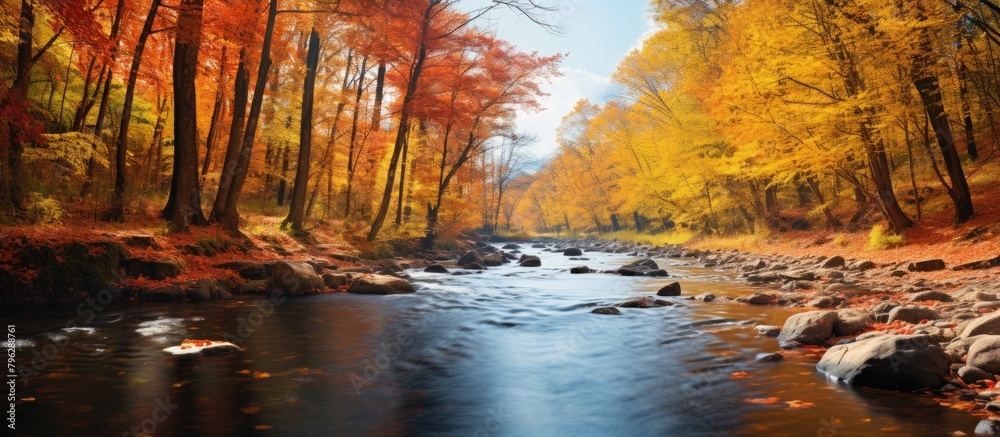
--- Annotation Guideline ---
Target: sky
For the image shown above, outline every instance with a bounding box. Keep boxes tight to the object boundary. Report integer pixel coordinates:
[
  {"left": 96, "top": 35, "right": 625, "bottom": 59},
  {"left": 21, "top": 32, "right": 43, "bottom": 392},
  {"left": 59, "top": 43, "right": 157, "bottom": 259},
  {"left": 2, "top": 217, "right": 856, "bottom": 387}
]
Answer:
[{"left": 477, "top": 1, "right": 655, "bottom": 160}]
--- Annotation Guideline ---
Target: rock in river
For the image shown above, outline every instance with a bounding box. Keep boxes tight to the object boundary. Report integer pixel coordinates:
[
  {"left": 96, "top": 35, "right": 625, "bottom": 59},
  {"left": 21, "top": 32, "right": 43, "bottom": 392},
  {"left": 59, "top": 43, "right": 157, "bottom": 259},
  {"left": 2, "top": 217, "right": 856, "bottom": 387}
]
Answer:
[
  {"left": 424, "top": 264, "right": 450, "bottom": 274},
  {"left": 777, "top": 310, "right": 838, "bottom": 348},
  {"left": 348, "top": 274, "right": 416, "bottom": 295},
  {"left": 570, "top": 266, "right": 591, "bottom": 274},
  {"left": 591, "top": 307, "right": 622, "bottom": 315},
  {"left": 270, "top": 261, "right": 325, "bottom": 294},
  {"left": 817, "top": 334, "right": 950, "bottom": 390},
  {"left": 617, "top": 296, "right": 674, "bottom": 309},
  {"left": 563, "top": 248, "right": 583, "bottom": 256},
  {"left": 656, "top": 282, "right": 682, "bottom": 297}
]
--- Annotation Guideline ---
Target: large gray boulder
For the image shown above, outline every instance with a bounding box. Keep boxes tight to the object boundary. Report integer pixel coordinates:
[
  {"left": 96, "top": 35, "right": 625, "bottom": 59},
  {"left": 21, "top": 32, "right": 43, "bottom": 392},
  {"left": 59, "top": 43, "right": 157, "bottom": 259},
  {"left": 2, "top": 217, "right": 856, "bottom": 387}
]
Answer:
[
  {"left": 835, "top": 309, "right": 874, "bottom": 337},
  {"left": 817, "top": 334, "right": 949, "bottom": 390},
  {"left": 961, "top": 312, "right": 1000, "bottom": 338},
  {"left": 348, "top": 274, "right": 416, "bottom": 295},
  {"left": 777, "top": 311, "right": 839, "bottom": 348},
  {"left": 457, "top": 251, "right": 485, "bottom": 267},
  {"left": 967, "top": 336, "right": 1000, "bottom": 375},
  {"left": 270, "top": 261, "right": 325, "bottom": 294},
  {"left": 519, "top": 255, "right": 541, "bottom": 267},
  {"left": 887, "top": 306, "right": 939, "bottom": 324}
]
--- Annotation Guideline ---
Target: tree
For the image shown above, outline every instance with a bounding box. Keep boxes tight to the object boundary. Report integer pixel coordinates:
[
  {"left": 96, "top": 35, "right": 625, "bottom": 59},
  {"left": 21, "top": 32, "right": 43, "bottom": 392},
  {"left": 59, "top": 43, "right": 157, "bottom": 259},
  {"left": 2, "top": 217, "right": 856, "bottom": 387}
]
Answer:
[
  {"left": 283, "top": 28, "right": 321, "bottom": 234},
  {"left": 162, "top": 0, "right": 207, "bottom": 231}
]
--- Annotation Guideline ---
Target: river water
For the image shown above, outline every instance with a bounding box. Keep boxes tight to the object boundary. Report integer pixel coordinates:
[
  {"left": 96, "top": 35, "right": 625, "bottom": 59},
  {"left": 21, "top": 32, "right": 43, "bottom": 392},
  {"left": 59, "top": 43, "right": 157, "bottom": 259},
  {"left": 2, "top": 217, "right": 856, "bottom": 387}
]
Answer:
[{"left": 5, "top": 245, "right": 981, "bottom": 436}]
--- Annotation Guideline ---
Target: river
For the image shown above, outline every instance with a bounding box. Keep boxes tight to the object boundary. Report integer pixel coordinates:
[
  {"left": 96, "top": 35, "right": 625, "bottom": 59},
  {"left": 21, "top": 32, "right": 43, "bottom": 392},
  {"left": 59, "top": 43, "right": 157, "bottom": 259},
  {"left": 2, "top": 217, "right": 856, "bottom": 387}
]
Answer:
[{"left": 5, "top": 244, "right": 981, "bottom": 436}]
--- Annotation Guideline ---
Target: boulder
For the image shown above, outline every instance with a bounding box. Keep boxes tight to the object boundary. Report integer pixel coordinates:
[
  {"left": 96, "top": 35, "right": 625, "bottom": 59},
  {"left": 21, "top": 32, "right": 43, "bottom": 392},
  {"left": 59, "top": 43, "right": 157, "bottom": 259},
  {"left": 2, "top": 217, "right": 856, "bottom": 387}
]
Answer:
[
  {"left": 945, "top": 336, "right": 983, "bottom": 362},
  {"left": 960, "top": 312, "right": 1000, "bottom": 338},
  {"left": 968, "top": 336, "right": 1000, "bottom": 374},
  {"left": 809, "top": 296, "right": 844, "bottom": 309},
  {"left": 908, "top": 259, "right": 946, "bottom": 272},
  {"left": 215, "top": 261, "right": 272, "bottom": 280},
  {"left": 463, "top": 262, "right": 487, "bottom": 271},
  {"left": 518, "top": 256, "right": 541, "bottom": 267},
  {"left": 618, "top": 258, "right": 659, "bottom": 276},
  {"left": 756, "top": 325, "right": 782, "bottom": 337},
  {"left": 591, "top": 307, "right": 622, "bottom": 315},
  {"left": 457, "top": 251, "right": 485, "bottom": 267},
  {"left": 777, "top": 311, "right": 838, "bottom": 348},
  {"left": 270, "top": 261, "right": 325, "bottom": 294},
  {"left": 645, "top": 269, "right": 670, "bottom": 277},
  {"left": 954, "top": 255, "right": 1000, "bottom": 271},
  {"left": 563, "top": 248, "right": 583, "bottom": 256},
  {"left": 816, "top": 334, "right": 949, "bottom": 390},
  {"left": 482, "top": 254, "right": 505, "bottom": 267},
  {"left": 570, "top": 266, "right": 591, "bottom": 274},
  {"left": 821, "top": 256, "right": 846, "bottom": 269},
  {"left": 501, "top": 244, "right": 521, "bottom": 250},
  {"left": 617, "top": 296, "right": 674, "bottom": 308},
  {"left": 850, "top": 260, "right": 876, "bottom": 271},
  {"left": 744, "top": 293, "right": 777, "bottom": 305},
  {"left": 124, "top": 258, "right": 183, "bottom": 280},
  {"left": 887, "top": 306, "right": 939, "bottom": 324},
  {"left": 656, "top": 282, "right": 682, "bottom": 297},
  {"left": 322, "top": 273, "right": 349, "bottom": 288},
  {"left": 835, "top": 309, "right": 874, "bottom": 336},
  {"left": 959, "top": 365, "right": 993, "bottom": 383},
  {"left": 122, "top": 235, "right": 158, "bottom": 249},
  {"left": 908, "top": 290, "right": 953, "bottom": 303},
  {"left": 238, "top": 280, "right": 269, "bottom": 294},
  {"left": 348, "top": 274, "right": 416, "bottom": 295},
  {"left": 144, "top": 285, "right": 183, "bottom": 302},
  {"left": 424, "top": 264, "right": 450, "bottom": 274},
  {"left": 531, "top": 243, "right": 547, "bottom": 248},
  {"left": 976, "top": 419, "right": 1000, "bottom": 436}
]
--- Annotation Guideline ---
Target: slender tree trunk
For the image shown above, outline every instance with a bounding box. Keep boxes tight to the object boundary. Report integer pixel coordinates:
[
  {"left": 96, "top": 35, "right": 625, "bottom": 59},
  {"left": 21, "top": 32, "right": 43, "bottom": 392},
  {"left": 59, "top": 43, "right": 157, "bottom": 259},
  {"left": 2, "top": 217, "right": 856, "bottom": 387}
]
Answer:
[
  {"left": 369, "top": 3, "right": 434, "bottom": 242},
  {"left": 371, "top": 61, "right": 386, "bottom": 128},
  {"left": 210, "top": 50, "right": 249, "bottom": 221},
  {"left": 202, "top": 46, "right": 228, "bottom": 176},
  {"left": 4, "top": 0, "right": 34, "bottom": 211},
  {"left": 72, "top": 56, "right": 99, "bottom": 132},
  {"left": 220, "top": 0, "right": 278, "bottom": 233},
  {"left": 903, "top": 118, "right": 922, "bottom": 220},
  {"left": 283, "top": 29, "right": 321, "bottom": 234},
  {"left": 108, "top": 0, "right": 161, "bottom": 222},
  {"left": 806, "top": 177, "right": 841, "bottom": 229},
  {"left": 395, "top": 123, "right": 411, "bottom": 226},
  {"left": 957, "top": 38, "right": 979, "bottom": 161},
  {"left": 162, "top": 0, "right": 207, "bottom": 231},
  {"left": 57, "top": 45, "right": 75, "bottom": 128},
  {"left": 345, "top": 55, "right": 367, "bottom": 218},
  {"left": 92, "top": 0, "right": 125, "bottom": 138}
]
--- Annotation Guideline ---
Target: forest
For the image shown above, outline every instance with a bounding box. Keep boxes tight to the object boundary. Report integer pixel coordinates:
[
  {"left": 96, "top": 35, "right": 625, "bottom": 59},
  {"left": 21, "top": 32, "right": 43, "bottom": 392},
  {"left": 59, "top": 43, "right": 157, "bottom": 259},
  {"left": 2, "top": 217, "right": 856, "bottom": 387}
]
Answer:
[
  {"left": 521, "top": 0, "right": 1000, "bottom": 245},
  {"left": 0, "top": 0, "right": 559, "bottom": 249}
]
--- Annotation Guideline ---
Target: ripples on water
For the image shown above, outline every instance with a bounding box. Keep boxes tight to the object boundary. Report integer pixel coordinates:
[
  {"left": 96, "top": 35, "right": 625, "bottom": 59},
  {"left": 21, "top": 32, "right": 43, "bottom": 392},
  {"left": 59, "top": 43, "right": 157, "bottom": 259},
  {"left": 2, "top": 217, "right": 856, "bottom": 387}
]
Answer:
[{"left": 4, "top": 246, "right": 981, "bottom": 436}]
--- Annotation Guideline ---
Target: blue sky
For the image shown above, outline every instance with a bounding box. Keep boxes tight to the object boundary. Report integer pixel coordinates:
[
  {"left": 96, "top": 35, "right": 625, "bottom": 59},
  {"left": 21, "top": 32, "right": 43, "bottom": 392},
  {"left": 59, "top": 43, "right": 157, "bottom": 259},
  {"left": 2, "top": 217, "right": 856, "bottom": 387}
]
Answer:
[{"left": 479, "top": 1, "right": 654, "bottom": 158}]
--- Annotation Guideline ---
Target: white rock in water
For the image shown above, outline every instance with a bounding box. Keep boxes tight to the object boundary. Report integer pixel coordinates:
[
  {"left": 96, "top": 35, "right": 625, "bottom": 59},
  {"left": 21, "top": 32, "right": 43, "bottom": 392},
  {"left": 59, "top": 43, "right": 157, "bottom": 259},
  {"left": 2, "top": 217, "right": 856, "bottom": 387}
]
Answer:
[{"left": 164, "top": 340, "right": 243, "bottom": 356}]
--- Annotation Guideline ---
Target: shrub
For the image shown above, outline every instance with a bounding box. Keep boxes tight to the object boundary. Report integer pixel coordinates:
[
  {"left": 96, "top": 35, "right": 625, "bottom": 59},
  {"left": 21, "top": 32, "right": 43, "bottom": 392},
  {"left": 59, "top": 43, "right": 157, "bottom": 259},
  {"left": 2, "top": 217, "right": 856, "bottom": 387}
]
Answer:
[
  {"left": 869, "top": 224, "right": 905, "bottom": 250},
  {"left": 26, "top": 195, "right": 64, "bottom": 224}
]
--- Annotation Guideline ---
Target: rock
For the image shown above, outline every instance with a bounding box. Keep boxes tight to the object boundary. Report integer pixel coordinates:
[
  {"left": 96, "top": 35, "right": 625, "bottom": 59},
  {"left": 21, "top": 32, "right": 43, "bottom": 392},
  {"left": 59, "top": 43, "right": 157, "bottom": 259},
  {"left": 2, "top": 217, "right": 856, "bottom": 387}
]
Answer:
[
  {"left": 744, "top": 293, "right": 777, "bottom": 305},
  {"left": 122, "top": 235, "right": 158, "bottom": 249},
  {"left": 850, "top": 260, "right": 876, "bottom": 271},
  {"left": 519, "top": 256, "right": 541, "bottom": 267},
  {"left": 322, "top": 273, "right": 349, "bottom": 288},
  {"left": 570, "top": 266, "right": 591, "bottom": 274},
  {"left": 962, "top": 312, "right": 1000, "bottom": 338},
  {"left": 777, "top": 311, "right": 838, "bottom": 348},
  {"left": 698, "top": 293, "right": 717, "bottom": 303},
  {"left": 954, "top": 255, "right": 1000, "bottom": 271},
  {"left": 348, "top": 274, "right": 416, "bottom": 295},
  {"left": 780, "top": 270, "right": 817, "bottom": 281},
  {"left": 835, "top": 309, "right": 874, "bottom": 336},
  {"left": 617, "top": 258, "right": 659, "bottom": 276},
  {"left": 182, "top": 278, "right": 227, "bottom": 302},
  {"left": 821, "top": 256, "right": 846, "bottom": 269},
  {"left": 215, "top": 261, "right": 272, "bottom": 280},
  {"left": 889, "top": 270, "right": 908, "bottom": 278},
  {"left": 975, "top": 302, "right": 1000, "bottom": 312},
  {"left": 809, "top": 296, "right": 844, "bottom": 309},
  {"left": 887, "top": 306, "right": 939, "bottom": 324},
  {"left": 656, "top": 282, "right": 682, "bottom": 297},
  {"left": 959, "top": 365, "right": 993, "bottom": 383},
  {"left": 976, "top": 419, "right": 1000, "bottom": 436},
  {"left": 617, "top": 296, "right": 674, "bottom": 308},
  {"left": 816, "top": 334, "right": 949, "bottom": 390},
  {"left": 645, "top": 269, "right": 670, "bottom": 277},
  {"left": 482, "top": 254, "right": 504, "bottom": 267},
  {"left": 424, "top": 264, "right": 450, "bottom": 274},
  {"left": 124, "top": 258, "right": 183, "bottom": 280},
  {"left": 144, "top": 285, "right": 183, "bottom": 302},
  {"left": 945, "top": 336, "right": 983, "bottom": 362},
  {"left": 463, "top": 262, "right": 487, "bottom": 271},
  {"left": 501, "top": 244, "right": 521, "bottom": 250},
  {"left": 827, "top": 271, "right": 845, "bottom": 279},
  {"left": 756, "top": 325, "right": 782, "bottom": 337},
  {"left": 591, "top": 307, "right": 622, "bottom": 315},
  {"left": 978, "top": 292, "right": 999, "bottom": 302},
  {"left": 968, "top": 336, "right": 1000, "bottom": 374},
  {"left": 457, "top": 251, "right": 485, "bottom": 267},
  {"left": 270, "top": 261, "right": 325, "bottom": 294},
  {"left": 757, "top": 352, "right": 784, "bottom": 362},
  {"left": 531, "top": 244, "right": 547, "bottom": 248},
  {"left": 238, "top": 280, "right": 269, "bottom": 294},
  {"left": 746, "top": 273, "right": 780, "bottom": 283},
  {"left": 907, "top": 259, "right": 947, "bottom": 272},
  {"left": 908, "top": 290, "right": 953, "bottom": 303},
  {"left": 563, "top": 248, "right": 583, "bottom": 256}
]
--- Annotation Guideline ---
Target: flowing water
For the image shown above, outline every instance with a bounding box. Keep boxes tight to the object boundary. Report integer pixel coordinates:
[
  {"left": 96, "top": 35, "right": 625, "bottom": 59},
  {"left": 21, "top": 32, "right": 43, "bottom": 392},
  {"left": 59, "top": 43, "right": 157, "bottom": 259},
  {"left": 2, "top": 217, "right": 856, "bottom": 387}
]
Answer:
[{"left": 4, "top": 245, "right": 981, "bottom": 436}]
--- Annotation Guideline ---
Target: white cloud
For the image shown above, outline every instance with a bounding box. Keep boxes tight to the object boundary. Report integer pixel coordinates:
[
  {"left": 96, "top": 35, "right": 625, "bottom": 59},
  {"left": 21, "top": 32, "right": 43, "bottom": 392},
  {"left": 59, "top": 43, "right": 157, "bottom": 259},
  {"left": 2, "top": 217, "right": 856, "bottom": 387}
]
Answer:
[{"left": 516, "top": 67, "right": 611, "bottom": 160}]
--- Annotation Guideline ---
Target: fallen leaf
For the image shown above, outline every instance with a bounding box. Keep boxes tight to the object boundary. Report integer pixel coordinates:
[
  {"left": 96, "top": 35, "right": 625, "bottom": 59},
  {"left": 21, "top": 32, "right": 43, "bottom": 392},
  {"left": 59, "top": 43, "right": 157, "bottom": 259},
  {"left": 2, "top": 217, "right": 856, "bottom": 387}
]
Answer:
[
  {"left": 240, "top": 406, "right": 261, "bottom": 415},
  {"left": 744, "top": 397, "right": 781, "bottom": 404},
  {"left": 731, "top": 372, "right": 752, "bottom": 379},
  {"left": 253, "top": 371, "right": 271, "bottom": 379},
  {"left": 20, "top": 398, "right": 35, "bottom": 402},
  {"left": 254, "top": 425, "right": 272, "bottom": 430},
  {"left": 236, "top": 369, "right": 250, "bottom": 375},
  {"left": 117, "top": 371, "right": 126, "bottom": 376},
  {"left": 785, "top": 400, "right": 815, "bottom": 410}
]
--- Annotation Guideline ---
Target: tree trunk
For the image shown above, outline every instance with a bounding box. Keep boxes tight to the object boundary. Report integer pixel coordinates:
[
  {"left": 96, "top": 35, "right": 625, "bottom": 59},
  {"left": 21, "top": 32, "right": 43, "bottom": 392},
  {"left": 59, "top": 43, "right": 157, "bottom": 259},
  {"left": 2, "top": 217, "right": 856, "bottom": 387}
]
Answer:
[
  {"left": 219, "top": 0, "right": 278, "bottom": 233},
  {"left": 345, "top": 54, "right": 367, "bottom": 218},
  {"left": 202, "top": 46, "right": 228, "bottom": 176},
  {"left": 108, "top": 0, "right": 161, "bottom": 222},
  {"left": 162, "top": 0, "right": 207, "bottom": 231},
  {"left": 4, "top": 0, "right": 33, "bottom": 212},
  {"left": 72, "top": 56, "right": 99, "bottom": 132},
  {"left": 394, "top": 123, "right": 411, "bottom": 226},
  {"left": 369, "top": 3, "right": 434, "bottom": 242},
  {"left": 210, "top": 50, "right": 249, "bottom": 221},
  {"left": 957, "top": 38, "right": 978, "bottom": 161},
  {"left": 806, "top": 177, "right": 841, "bottom": 229},
  {"left": 283, "top": 29, "right": 320, "bottom": 234},
  {"left": 371, "top": 61, "right": 386, "bottom": 128},
  {"left": 903, "top": 118, "right": 922, "bottom": 220},
  {"left": 610, "top": 214, "right": 620, "bottom": 232}
]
